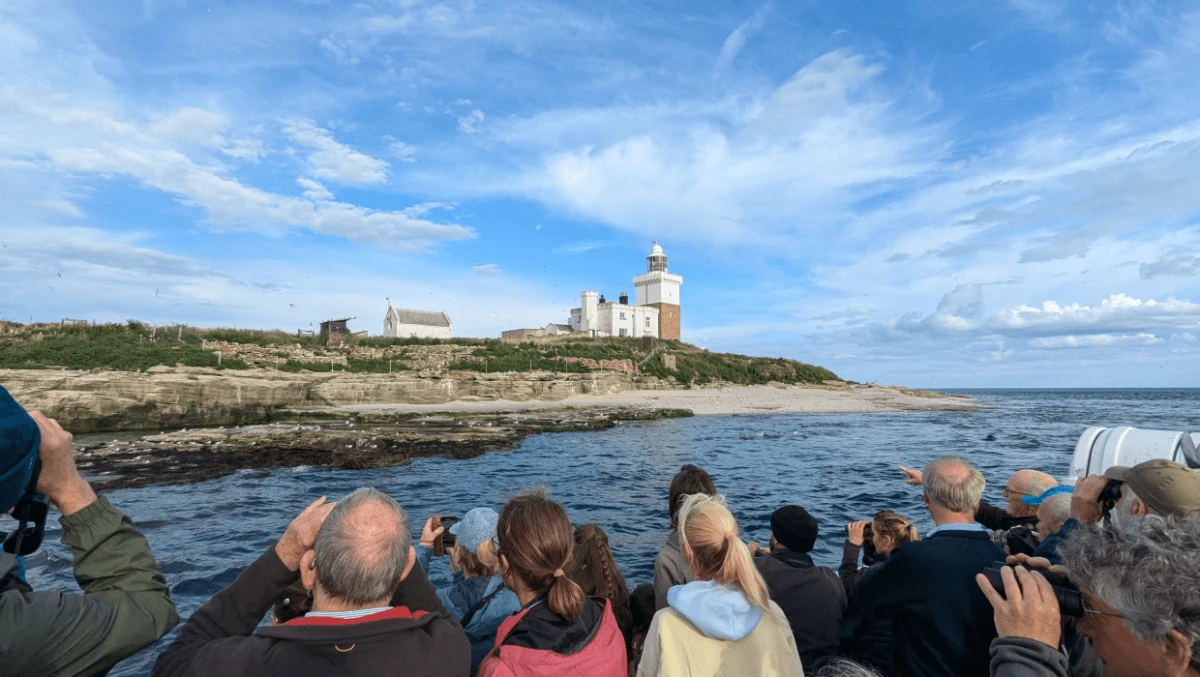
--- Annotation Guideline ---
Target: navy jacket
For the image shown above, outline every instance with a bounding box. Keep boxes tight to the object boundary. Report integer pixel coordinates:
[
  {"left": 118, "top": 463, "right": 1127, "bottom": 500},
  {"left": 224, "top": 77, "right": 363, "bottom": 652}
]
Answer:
[{"left": 844, "top": 528, "right": 1005, "bottom": 677}]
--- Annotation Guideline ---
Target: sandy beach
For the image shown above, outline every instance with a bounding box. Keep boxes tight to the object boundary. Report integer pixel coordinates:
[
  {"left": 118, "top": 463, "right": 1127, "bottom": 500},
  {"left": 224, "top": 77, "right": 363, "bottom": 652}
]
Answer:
[{"left": 332, "top": 384, "right": 977, "bottom": 417}]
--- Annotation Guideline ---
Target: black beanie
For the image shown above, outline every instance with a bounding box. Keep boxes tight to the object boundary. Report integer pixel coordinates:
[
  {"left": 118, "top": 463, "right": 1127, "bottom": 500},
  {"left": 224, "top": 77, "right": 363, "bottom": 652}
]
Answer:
[{"left": 771, "top": 505, "right": 819, "bottom": 553}]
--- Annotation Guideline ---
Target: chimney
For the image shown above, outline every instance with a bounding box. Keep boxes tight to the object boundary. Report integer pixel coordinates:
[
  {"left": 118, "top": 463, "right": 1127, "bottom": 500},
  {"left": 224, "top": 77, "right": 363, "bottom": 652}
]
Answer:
[
  {"left": 599, "top": 294, "right": 607, "bottom": 304},
  {"left": 619, "top": 292, "right": 629, "bottom": 305}
]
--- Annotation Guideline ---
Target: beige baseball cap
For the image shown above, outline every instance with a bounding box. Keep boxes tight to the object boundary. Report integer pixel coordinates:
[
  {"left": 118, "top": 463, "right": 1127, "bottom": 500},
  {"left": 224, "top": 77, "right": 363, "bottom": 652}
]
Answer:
[{"left": 1103, "top": 459, "right": 1200, "bottom": 516}]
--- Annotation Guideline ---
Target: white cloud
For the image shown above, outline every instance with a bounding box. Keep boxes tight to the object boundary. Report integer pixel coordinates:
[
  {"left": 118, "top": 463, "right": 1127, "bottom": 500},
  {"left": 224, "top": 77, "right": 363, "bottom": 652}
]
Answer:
[
  {"left": 1, "top": 91, "right": 471, "bottom": 250},
  {"left": 296, "top": 176, "right": 333, "bottom": 201},
  {"left": 390, "top": 141, "right": 417, "bottom": 163},
  {"left": 715, "top": 3, "right": 772, "bottom": 74},
  {"left": 283, "top": 119, "right": 390, "bottom": 184},
  {"left": 990, "top": 294, "right": 1200, "bottom": 336},
  {"left": 1030, "top": 333, "right": 1163, "bottom": 349},
  {"left": 472, "top": 263, "right": 501, "bottom": 275},
  {"left": 148, "top": 107, "right": 229, "bottom": 147},
  {"left": 551, "top": 241, "right": 605, "bottom": 255},
  {"left": 457, "top": 109, "right": 486, "bottom": 134},
  {"left": 494, "top": 50, "right": 934, "bottom": 247}
]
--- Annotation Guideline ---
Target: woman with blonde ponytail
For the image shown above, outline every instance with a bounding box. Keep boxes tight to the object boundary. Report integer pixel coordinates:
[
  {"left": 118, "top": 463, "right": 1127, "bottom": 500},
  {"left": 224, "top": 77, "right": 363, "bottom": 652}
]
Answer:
[
  {"left": 637, "top": 494, "right": 804, "bottom": 677},
  {"left": 477, "top": 490, "right": 626, "bottom": 677}
]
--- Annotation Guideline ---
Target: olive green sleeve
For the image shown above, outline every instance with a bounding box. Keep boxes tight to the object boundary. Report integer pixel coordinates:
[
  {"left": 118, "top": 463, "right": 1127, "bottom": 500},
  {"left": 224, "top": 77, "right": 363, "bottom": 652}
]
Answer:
[{"left": 0, "top": 495, "right": 179, "bottom": 677}]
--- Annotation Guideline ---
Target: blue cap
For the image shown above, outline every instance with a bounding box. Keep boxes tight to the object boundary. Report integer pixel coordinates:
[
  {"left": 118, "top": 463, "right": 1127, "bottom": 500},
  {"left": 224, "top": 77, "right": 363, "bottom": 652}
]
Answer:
[
  {"left": 449, "top": 507, "right": 500, "bottom": 554},
  {"left": 0, "top": 386, "right": 41, "bottom": 514},
  {"left": 1022, "top": 485, "right": 1073, "bottom": 506}
]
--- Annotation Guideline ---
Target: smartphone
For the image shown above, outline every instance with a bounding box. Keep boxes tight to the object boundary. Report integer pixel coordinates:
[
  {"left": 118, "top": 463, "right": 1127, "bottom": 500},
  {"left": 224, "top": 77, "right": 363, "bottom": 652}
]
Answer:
[{"left": 433, "top": 515, "right": 458, "bottom": 556}]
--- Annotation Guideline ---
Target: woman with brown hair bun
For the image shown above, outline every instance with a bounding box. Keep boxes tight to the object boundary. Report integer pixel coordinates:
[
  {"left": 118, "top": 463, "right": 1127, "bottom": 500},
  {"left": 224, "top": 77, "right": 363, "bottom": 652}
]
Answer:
[
  {"left": 477, "top": 491, "right": 626, "bottom": 677},
  {"left": 565, "top": 524, "right": 634, "bottom": 659},
  {"left": 637, "top": 494, "right": 803, "bottom": 677},
  {"left": 653, "top": 465, "right": 717, "bottom": 610}
]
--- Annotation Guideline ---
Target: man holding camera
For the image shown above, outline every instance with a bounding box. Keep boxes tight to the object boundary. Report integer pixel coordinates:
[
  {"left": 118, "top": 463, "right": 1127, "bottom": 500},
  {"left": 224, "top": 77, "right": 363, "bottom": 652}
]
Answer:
[
  {"left": 978, "top": 513, "right": 1200, "bottom": 677},
  {"left": 0, "top": 386, "right": 179, "bottom": 676},
  {"left": 1033, "top": 459, "right": 1200, "bottom": 564}
]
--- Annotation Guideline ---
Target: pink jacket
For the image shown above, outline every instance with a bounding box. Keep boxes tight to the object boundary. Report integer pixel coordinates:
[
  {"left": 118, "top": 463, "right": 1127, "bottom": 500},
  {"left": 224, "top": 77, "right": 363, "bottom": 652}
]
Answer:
[{"left": 477, "top": 598, "right": 626, "bottom": 677}]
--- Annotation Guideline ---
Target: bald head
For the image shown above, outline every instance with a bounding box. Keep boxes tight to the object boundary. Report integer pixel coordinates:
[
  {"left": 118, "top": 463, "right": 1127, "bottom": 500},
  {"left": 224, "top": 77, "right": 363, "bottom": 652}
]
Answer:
[
  {"left": 923, "top": 456, "right": 986, "bottom": 515},
  {"left": 313, "top": 488, "right": 411, "bottom": 606},
  {"left": 1010, "top": 470, "right": 1057, "bottom": 496},
  {"left": 1005, "top": 470, "right": 1058, "bottom": 517}
]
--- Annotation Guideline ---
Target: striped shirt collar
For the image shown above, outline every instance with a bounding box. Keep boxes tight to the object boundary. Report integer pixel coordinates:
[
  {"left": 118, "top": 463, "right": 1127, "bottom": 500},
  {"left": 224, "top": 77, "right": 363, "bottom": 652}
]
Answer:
[
  {"left": 926, "top": 522, "right": 988, "bottom": 537},
  {"left": 304, "top": 606, "right": 393, "bottom": 620}
]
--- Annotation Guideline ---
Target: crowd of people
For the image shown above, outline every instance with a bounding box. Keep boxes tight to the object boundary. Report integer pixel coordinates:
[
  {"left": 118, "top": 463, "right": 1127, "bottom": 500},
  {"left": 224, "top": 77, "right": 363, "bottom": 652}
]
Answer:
[{"left": 2, "top": 384, "right": 1200, "bottom": 677}]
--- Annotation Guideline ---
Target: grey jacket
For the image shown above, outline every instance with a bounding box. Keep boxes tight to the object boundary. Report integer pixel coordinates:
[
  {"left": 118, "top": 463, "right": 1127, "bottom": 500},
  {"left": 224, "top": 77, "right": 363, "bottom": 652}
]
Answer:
[
  {"left": 990, "top": 637, "right": 1069, "bottom": 677},
  {"left": 0, "top": 495, "right": 178, "bottom": 677},
  {"left": 653, "top": 531, "right": 694, "bottom": 610}
]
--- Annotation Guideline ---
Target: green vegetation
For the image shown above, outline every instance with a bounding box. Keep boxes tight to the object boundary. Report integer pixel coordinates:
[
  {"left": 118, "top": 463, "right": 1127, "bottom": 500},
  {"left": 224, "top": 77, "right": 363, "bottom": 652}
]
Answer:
[
  {"left": 641, "top": 351, "right": 838, "bottom": 386},
  {"left": 0, "top": 322, "right": 250, "bottom": 371},
  {"left": 0, "top": 321, "right": 838, "bottom": 385}
]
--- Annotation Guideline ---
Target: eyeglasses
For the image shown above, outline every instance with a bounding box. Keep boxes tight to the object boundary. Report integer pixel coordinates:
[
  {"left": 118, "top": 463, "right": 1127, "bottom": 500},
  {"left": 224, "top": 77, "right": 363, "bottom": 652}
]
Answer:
[
  {"left": 1082, "top": 597, "right": 1125, "bottom": 620},
  {"left": 1002, "top": 486, "right": 1034, "bottom": 499}
]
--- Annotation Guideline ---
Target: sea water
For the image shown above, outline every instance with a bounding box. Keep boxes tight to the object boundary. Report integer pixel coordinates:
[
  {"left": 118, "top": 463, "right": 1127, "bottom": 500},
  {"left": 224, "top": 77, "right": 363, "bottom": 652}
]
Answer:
[{"left": 20, "top": 388, "right": 1200, "bottom": 675}]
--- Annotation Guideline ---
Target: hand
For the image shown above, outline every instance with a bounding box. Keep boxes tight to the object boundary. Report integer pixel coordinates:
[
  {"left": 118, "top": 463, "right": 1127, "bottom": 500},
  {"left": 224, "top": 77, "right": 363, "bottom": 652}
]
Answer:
[
  {"left": 747, "top": 542, "right": 768, "bottom": 556},
  {"left": 30, "top": 412, "right": 95, "bottom": 517},
  {"left": 975, "top": 566, "right": 1062, "bottom": 649},
  {"left": 1070, "top": 476, "right": 1107, "bottom": 524},
  {"left": 1005, "top": 554, "right": 1067, "bottom": 577},
  {"left": 419, "top": 516, "right": 445, "bottom": 550},
  {"left": 847, "top": 520, "right": 870, "bottom": 546},
  {"left": 276, "top": 497, "right": 336, "bottom": 571},
  {"left": 898, "top": 466, "right": 924, "bottom": 486}
]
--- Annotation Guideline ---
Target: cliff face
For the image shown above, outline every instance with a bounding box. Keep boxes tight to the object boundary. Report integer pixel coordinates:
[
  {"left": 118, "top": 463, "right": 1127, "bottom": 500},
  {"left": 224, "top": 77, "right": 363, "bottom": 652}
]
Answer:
[{"left": 0, "top": 367, "right": 636, "bottom": 432}]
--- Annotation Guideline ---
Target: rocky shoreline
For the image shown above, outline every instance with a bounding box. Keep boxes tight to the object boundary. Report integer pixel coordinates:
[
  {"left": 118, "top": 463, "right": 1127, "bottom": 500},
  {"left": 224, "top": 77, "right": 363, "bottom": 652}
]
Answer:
[{"left": 75, "top": 407, "right": 693, "bottom": 490}]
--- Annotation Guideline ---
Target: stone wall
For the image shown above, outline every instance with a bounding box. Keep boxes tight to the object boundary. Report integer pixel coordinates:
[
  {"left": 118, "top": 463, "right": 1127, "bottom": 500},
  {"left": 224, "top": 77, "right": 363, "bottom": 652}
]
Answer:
[{"left": 0, "top": 367, "right": 636, "bottom": 432}]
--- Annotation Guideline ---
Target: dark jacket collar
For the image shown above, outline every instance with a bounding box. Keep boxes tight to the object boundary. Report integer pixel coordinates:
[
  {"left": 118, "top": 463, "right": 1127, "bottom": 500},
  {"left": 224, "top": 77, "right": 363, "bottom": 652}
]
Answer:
[
  {"left": 502, "top": 597, "right": 606, "bottom": 656},
  {"left": 926, "top": 529, "right": 993, "bottom": 541},
  {"left": 770, "top": 549, "right": 815, "bottom": 568},
  {"left": 256, "top": 606, "right": 436, "bottom": 641}
]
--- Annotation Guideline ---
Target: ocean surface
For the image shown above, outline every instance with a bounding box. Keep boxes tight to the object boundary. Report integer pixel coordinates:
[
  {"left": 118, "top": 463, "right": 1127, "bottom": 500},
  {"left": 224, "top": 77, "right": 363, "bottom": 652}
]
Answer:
[{"left": 21, "top": 388, "right": 1200, "bottom": 675}]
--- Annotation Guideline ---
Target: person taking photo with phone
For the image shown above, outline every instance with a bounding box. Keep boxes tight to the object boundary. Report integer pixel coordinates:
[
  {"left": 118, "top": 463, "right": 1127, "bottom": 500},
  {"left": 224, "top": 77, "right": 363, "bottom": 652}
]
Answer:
[{"left": 418, "top": 507, "right": 520, "bottom": 674}]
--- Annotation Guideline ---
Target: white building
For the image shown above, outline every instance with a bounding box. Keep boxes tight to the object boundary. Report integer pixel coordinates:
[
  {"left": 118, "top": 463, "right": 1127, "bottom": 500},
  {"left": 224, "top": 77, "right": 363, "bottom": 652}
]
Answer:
[
  {"left": 383, "top": 304, "right": 453, "bottom": 339},
  {"left": 569, "top": 291, "right": 660, "bottom": 338},
  {"left": 564, "top": 242, "right": 683, "bottom": 339}
]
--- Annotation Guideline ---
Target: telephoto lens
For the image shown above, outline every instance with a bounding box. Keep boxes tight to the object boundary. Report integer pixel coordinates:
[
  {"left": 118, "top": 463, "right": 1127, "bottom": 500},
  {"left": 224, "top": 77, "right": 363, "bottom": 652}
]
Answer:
[{"left": 981, "top": 562, "right": 1084, "bottom": 618}]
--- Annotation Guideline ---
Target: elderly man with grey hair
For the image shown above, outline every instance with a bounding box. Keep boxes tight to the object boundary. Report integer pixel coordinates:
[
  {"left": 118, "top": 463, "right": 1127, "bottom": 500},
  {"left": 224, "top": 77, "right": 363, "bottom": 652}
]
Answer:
[
  {"left": 153, "top": 488, "right": 470, "bottom": 677},
  {"left": 845, "top": 456, "right": 1006, "bottom": 677},
  {"left": 979, "top": 513, "right": 1200, "bottom": 677}
]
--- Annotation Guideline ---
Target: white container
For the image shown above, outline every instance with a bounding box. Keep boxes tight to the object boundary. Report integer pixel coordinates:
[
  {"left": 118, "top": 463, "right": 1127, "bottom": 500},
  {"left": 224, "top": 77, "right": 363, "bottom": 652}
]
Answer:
[{"left": 1069, "top": 426, "right": 1200, "bottom": 483}]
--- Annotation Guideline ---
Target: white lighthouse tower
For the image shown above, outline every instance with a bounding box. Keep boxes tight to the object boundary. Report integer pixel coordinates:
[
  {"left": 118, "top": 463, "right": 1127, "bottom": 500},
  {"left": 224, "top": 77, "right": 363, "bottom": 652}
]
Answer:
[{"left": 632, "top": 241, "right": 683, "bottom": 340}]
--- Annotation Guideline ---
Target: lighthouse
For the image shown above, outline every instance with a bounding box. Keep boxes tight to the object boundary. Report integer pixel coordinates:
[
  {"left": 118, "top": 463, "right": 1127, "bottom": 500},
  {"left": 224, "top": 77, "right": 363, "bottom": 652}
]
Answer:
[{"left": 633, "top": 241, "right": 683, "bottom": 340}]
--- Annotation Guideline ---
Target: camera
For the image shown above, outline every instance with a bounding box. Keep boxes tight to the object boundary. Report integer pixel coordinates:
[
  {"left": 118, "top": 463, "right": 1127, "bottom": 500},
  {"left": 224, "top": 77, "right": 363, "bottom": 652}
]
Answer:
[
  {"left": 1, "top": 459, "right": 49, "bottom": 557},
  {"left": 980, "top": 561, "right": 1083, "bottom": 618},
  {"left": 432, "top": 515, "right": 458, "bottom": 557}
]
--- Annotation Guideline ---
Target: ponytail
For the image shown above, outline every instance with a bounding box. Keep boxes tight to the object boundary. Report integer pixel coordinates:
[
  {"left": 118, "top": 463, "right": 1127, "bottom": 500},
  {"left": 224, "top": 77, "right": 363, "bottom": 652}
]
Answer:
[
  {"left": 678, "top": 493, "right": 772, "bottom": 613},
  {"left": 496, "top": 490, "right": 588, "bottom": 621},
  {"left": 873, "top": 510, "right": 920, "bottom": 545},
  {"left": 547, "top": 568, "right": 585, "bottom": 621}
]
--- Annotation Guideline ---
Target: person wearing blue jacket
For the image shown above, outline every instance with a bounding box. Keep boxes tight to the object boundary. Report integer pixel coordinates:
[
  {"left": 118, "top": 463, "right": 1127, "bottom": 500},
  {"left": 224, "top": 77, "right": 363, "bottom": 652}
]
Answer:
[{"left": 417, "top": 507, "right": 520, "bottom": 673}]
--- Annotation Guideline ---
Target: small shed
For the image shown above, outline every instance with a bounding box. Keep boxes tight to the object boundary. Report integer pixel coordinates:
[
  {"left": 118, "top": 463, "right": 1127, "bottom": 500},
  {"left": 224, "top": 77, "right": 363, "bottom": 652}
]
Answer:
[{"left": 320, "top": 317, "right": 354, "bottom": 346}]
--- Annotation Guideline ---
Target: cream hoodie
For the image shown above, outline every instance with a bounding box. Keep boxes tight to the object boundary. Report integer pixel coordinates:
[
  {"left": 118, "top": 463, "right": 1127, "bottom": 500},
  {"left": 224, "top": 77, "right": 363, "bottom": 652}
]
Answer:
[{"left": 636, "top": 580, "right": 804, "bottom": 677}]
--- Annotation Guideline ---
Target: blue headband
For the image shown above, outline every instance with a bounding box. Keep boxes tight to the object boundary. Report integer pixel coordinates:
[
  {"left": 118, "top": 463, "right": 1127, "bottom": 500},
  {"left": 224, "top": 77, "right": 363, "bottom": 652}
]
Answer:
[{"left": 1022, "top": 485, "right": 1074, "bottom": 506}]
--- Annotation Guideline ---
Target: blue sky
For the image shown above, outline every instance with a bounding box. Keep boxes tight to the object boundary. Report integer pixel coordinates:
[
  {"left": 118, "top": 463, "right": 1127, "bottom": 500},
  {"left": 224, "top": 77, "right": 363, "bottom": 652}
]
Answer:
[{"left": 3, "top": 0, "right": 1200, "bottom": 387}]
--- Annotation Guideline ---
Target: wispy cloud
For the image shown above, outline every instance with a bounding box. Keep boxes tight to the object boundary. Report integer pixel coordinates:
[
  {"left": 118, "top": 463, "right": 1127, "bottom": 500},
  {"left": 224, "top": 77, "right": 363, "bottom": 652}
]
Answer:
[
  {"left": 715, "top": 3, "right": 772, "bottom": 74},
  {"left": 283, "top": 119, "right": 390, "bottom": 184}
]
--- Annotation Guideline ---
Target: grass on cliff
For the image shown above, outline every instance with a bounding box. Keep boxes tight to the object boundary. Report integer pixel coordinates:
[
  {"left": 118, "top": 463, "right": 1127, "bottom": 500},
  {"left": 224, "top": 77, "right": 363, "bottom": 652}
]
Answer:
[
  {"left": 0, "top": 322, "right": 838, "bottom": 385},
  {"left": 0, "top": 322, "right": 250, "bottom": 371}
]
